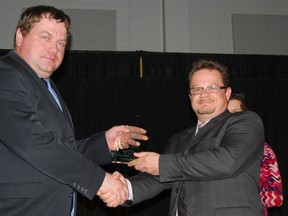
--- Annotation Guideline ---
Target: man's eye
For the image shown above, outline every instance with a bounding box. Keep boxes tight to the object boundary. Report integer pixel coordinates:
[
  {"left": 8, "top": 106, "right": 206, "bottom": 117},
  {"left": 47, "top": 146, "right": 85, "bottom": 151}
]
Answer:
[
  {"left": 193, "top": 88, "right": 201, "bottom": 93},
  {"left": 41, "top": 36, "right": 49, "bottom": 40},
  {"left": 211, "top": 85, "right": 218, "bottom": 90},
  {"left": 58, "top": 42, "right": 66, "bottom": 48},
  {"left": 210, "top": 86, "right": 216, "bottom": 90}
]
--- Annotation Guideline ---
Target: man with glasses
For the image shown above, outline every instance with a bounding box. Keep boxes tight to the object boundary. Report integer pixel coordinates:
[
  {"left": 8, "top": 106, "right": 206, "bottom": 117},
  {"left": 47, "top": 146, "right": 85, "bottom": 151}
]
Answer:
[{"left": 100, "top": 59, "right": 265, "bottom": 216}]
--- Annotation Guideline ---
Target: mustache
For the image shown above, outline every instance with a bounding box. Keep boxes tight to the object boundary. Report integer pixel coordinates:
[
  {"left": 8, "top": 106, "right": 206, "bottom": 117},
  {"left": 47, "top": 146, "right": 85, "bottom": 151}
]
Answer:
[{"left": 198, "top": 99, "right": 214, "bottom": 104}]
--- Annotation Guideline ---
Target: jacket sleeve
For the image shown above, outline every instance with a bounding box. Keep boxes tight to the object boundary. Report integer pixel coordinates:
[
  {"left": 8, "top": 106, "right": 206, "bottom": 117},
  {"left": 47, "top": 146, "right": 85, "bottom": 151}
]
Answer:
[
  {"left": 77, "top": 132, "right": 112, "bottom": 166},
  {"left": 159, "top": 111, "right": 265, "bottom": 182},
  {"left": 128, "top": 173, "right": 172, "bottom": 205}
]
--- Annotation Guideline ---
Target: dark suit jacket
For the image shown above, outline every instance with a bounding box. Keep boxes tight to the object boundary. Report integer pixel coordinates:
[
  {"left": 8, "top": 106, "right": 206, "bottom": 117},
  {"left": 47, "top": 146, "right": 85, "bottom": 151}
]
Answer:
[
  {"left": 129, "top": 110, "right": 265, "bottom": 216},
  {"left": 0, "top": 51, "right": 112, "bottom": 216}
]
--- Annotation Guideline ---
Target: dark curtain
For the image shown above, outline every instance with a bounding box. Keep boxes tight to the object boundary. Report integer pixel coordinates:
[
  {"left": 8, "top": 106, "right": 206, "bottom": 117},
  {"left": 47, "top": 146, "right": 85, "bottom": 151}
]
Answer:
[{"left": 0, "top": 49, "right": 287, "bottom": 216}]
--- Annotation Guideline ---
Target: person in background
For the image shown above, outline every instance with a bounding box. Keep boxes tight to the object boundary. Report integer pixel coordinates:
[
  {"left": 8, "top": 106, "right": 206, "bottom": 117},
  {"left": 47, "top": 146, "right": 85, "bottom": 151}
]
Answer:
[
  {"left": 0, "top": 5, "right": 148, "bottom": 216},
  {"left": 226, "top": 92, "right": 249, "bottom": 113},
  {"left": 228, "top": 92, "right": 283, "bottom": 216},
  {"left": 101, "top": 59, "right": 265, "bottom": 216}
]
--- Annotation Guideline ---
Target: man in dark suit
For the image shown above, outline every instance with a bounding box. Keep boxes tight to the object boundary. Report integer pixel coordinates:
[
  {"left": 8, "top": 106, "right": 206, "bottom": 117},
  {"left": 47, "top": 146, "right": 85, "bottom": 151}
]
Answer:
[
  {"left": 0, "top": 5, "right": 147, "bottom": 216},
  {"left": 101, "top": 59, "right": 265, "bottom": 215}
]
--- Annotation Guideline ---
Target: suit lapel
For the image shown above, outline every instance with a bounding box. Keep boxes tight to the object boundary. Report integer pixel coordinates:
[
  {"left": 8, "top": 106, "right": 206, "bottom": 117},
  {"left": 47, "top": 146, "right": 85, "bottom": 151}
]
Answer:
[
  {"left": 49, "top": 79, "right": 74, "bottom": 127},
  {"left": 7, "top": 52, "right": 75, "bottom": 150},
  {"left": 184, "top": 111, "right": 231, "bottom": 154},
  {"left": 10, "top": 51, "right": 74, "bottom": 131},
  {"left": 175, "top": 126, "right": 199, "bottom": 154},
  {"left": 10, "top": 51, "right": 65, "bottom": 115},
  {"left": 38, "top": 78, "right": 62, "bottom": 111}
]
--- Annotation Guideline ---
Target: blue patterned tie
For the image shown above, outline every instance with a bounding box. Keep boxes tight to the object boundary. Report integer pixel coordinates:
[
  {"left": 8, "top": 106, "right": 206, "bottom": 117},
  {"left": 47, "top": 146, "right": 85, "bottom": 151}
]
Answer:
[{"left": 42, "top": 78, "right": 63, "bottom": 111}]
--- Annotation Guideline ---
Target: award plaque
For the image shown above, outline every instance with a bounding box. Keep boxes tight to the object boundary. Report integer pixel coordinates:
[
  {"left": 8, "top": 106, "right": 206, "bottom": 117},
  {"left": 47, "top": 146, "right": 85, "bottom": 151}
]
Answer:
[{"left": 111, "top": 115, "right": 151, "bottom": 164}]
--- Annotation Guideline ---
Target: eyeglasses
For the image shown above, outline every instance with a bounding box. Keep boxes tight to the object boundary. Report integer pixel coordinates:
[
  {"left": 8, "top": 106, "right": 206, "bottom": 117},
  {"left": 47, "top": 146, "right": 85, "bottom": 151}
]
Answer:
[{"left": 188, "top": 85, "right": 227, "bottom": 95}]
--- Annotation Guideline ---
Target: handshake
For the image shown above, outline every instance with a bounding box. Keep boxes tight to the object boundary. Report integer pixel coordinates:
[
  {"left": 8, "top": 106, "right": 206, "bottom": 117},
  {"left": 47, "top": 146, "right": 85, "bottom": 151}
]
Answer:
[
  {"left": 96, "top": 171, "right": 129, "bottom": 207},
  {"left": 97, "top": 124, "right": 160, "bottom": 207},
  {"left": 96, "top": 151, "right": 160, "bottom": 207}
]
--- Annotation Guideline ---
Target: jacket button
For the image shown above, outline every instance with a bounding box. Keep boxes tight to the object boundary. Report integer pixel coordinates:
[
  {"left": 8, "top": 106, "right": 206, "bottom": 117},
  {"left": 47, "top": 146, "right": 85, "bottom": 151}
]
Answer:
[{"left": 69, "top": 137, "right": 74, "bottom": 142}]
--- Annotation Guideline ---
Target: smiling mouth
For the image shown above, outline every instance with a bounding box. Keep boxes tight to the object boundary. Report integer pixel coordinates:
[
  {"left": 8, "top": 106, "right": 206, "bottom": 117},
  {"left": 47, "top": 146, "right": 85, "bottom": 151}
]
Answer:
[{"left": 199, "top": 100, "right": 212, "bottom": 105}]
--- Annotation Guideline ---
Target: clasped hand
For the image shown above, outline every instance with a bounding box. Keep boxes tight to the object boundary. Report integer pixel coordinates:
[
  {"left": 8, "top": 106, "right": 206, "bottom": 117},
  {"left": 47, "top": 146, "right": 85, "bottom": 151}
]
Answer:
[
  {"left": 97, "top": 172, "right": 128, "bottom": 207},
  {"left": 98, "top": 152, "right": 160, "bottom": 207}
]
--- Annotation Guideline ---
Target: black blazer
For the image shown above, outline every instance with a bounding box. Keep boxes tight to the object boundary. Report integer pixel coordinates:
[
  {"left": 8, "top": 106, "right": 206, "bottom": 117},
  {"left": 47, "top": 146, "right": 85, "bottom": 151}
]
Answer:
[
  {"left": 129, "top": 110, "right": 265, "bottom": 216},
  {"left": 0, "top": 51, "right": 112, "bottom": 216}
]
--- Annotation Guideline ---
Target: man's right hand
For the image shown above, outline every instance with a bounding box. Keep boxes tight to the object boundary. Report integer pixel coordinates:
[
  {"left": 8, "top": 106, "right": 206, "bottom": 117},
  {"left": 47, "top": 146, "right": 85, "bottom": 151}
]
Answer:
[{"left": 96, "top": 172, "right": 128, "bottom": 207}]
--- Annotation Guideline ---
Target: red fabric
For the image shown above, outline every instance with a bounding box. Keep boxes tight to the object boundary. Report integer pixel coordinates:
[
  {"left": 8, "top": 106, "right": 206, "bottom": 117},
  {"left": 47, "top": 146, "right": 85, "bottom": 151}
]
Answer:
[{"left": 259, "top": 143, "right": 283, "bottom": 216}]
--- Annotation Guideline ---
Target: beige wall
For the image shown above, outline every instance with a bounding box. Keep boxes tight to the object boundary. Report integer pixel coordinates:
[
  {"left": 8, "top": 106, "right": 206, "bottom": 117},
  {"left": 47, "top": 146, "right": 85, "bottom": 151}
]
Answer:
[{"left": 1, "top": 0, "right": 288, "bottom": 54}]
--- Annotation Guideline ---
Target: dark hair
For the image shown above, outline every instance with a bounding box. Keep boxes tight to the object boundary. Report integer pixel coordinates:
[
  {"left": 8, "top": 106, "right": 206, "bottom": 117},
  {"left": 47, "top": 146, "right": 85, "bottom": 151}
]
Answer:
[
  {"left": 14, "top": 5, "right": 71, "bottom": 47},
  {"left": 188, "top": 59, "right": 230, "bottom": 87},
  {"left": 230, "top": 92, "right": 249, "bottom": 111}
]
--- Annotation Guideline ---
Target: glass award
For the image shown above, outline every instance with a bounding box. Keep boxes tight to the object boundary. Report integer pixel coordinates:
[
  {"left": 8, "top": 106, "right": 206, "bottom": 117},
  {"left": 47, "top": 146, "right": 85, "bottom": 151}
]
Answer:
[{"left": 111, "top": 115, "right": 151, "bottom": 164}]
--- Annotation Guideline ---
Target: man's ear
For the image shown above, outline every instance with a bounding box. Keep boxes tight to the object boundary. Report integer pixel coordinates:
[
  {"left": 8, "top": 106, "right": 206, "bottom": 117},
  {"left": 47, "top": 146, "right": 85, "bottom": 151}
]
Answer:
[
  {"left": 15, "top": 28, "right": 23, "bottom": 46},
  {"left": 226, "top": 87, "right": 232, "bottom": 101}
]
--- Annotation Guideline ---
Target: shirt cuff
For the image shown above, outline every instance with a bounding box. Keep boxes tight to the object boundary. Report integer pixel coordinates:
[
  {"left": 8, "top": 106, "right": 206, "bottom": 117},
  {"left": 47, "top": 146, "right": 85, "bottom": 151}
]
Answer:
[{"left": 126, "top": 178, "right": 133, "bottom": 201}]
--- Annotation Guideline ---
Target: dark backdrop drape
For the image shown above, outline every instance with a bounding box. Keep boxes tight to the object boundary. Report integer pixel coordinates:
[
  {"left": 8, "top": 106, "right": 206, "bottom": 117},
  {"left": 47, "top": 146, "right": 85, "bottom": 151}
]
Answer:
[{"left": 0, "top": 49, "right": 287, "bottom": 216}]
